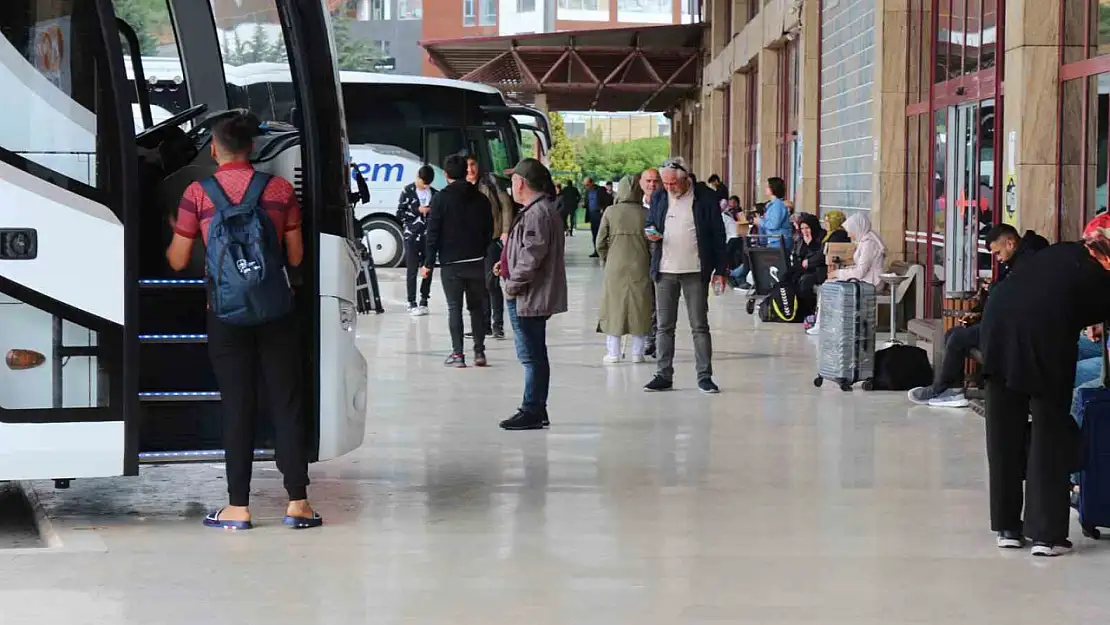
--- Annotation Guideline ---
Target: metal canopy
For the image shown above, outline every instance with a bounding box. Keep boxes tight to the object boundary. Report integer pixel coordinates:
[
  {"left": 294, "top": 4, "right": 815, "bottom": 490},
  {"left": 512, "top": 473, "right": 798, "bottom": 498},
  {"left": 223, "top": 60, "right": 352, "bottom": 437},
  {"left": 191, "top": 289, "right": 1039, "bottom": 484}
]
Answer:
[{"left": 420, "top": 24, "right": 704, "bottom": 112}]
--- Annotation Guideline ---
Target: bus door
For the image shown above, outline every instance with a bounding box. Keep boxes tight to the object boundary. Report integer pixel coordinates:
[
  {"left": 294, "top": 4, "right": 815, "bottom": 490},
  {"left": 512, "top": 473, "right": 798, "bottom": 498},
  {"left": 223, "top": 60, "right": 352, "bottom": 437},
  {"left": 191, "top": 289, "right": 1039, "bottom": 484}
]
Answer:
[{"left": 0, "top": 0, "right": 139, "bottom": 479}]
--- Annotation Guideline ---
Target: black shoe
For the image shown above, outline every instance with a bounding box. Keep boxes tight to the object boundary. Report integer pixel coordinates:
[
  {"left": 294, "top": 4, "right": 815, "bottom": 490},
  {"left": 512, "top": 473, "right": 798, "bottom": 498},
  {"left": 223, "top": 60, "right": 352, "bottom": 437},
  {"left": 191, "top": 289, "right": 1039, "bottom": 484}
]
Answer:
[
  {"left": 474, "top": 350, "right": 488, "bottom": 367},
  {"left": 492, "top": 329, "right": 506, "bottom": 340},
  {"left": 464, "top": 331, "right": 474, "bottom": 338},
  {"left": 746, "top": 298, "right": 756, "bottom": 315},
  {"left": 698, "top": 378, "right": 720, "bottom": 394},
  {"left": 996, "top": 530, "right": 1026, "bottom": 549},
  {"left": 444, "top": 353, "right": 466, "bottom": 368},
  {"left": 644, "top": 376, "right": 673, "bottom": 392},
  {"left": 500, "top": 409, "right": 546, "bottom": 431},
  {"left": 644, "top": 344, "right": 656, "bottom": 358},
  {"left": 1031, "top": 539, "right": 1073, "bottom": 557},
  {"left": 589, "top": 252, "right": 599, "bottom": 258}
]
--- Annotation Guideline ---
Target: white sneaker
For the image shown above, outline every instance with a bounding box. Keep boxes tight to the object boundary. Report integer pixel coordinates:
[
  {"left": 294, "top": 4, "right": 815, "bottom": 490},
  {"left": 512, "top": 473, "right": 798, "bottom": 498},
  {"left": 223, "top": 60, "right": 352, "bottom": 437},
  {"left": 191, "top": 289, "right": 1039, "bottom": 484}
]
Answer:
[
  {"left": 408, "top": 305, "right": 421, "bottom": 317},
  {"left": 629, "top": 354, "right": 645, "bottom": 363},
  {"left": 417, "top": 305, "right": 429, "bottom": 316},
  {"left": 928, "top": 389, "right": 969, "bottom": 408},
  {"left": 806, "top": 324, "right": 820, "bottom": 336},
  {"left": 603, "top": 354, "right": 622, "bottom": 364},
  {"left": 1031, "top": 540, "right": 1073, "bottom": 557}
]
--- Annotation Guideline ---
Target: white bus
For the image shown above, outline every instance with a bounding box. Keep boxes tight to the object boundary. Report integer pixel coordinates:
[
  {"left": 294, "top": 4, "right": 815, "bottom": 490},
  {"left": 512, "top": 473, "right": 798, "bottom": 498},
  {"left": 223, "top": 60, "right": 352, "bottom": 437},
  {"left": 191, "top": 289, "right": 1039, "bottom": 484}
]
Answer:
[
  {"left": 129, "top": 60, "right": 551, "bottom": 267},
  {"left": 0, "top": 0, "right": 367, "bottom": 482}
]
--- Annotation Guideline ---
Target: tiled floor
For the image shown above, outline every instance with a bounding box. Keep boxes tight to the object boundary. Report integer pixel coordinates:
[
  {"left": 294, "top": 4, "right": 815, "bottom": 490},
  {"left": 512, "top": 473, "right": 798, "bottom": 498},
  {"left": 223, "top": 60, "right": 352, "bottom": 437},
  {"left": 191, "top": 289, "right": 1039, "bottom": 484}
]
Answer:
[{"left": 7, "top": 234, "right": 1110, "bottom": 624}]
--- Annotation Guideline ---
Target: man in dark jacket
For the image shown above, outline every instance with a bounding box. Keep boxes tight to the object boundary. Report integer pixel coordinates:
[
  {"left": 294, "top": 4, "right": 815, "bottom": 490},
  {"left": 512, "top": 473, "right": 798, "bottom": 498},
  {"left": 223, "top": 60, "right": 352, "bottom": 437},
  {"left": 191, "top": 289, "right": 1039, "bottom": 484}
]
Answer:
[
  {"left": 557, "top": 181, "right": 581, "bottom": 236},
  {"left": 643, "top": 157, "right": 728, "bottom": 394},
  {"left": 423, "top": 154, "right": 495, "bottom": 368},
  {"left": 909, "top": 224, "right": 1049, "bottom": 409},
  {"left": 583, "top": 177, "right": 612, "bottom": 257},
  {"left": 396, "top": 165, "right": 437, "bottom": 315}
]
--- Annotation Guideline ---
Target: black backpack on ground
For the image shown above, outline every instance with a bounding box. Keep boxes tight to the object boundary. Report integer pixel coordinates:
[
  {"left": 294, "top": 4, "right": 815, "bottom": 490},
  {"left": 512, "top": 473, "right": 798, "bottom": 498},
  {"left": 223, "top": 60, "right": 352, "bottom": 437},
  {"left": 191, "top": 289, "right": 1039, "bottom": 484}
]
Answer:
[{"left": 871, "top": 344, "right": 933, "bottom": 390}]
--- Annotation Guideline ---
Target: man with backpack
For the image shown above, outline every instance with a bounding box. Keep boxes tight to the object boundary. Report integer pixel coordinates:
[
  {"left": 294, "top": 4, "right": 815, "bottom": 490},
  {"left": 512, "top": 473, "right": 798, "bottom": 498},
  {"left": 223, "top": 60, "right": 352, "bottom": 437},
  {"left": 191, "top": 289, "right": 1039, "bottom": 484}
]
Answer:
[
  {"left": 423, "top": 155, "right": 495, "bottom": 367},
  {"left": 396, "top": 165, "right": 437, "bottom": 316},
  {"left": 166, "top": 112, "right": 319, "bottom": 531}
]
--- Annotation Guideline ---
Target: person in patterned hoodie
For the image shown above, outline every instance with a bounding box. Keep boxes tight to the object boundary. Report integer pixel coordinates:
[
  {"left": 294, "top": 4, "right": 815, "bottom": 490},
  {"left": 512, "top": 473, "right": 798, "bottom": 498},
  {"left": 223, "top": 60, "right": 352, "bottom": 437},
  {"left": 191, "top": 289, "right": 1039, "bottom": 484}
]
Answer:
[{"left": 397, "top": 165, "right": 438, "bottom": 315}]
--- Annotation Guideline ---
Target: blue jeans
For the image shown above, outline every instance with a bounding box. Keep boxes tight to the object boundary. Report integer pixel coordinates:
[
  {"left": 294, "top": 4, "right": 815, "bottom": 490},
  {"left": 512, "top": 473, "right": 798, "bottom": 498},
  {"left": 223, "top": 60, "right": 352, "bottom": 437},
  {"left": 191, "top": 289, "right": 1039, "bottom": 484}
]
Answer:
[
  {"left": 507, "top": 299, "right": 550, "bottom": 413},
  {"left": 729, "top": 265, "right": 749, "bottom": 284}
]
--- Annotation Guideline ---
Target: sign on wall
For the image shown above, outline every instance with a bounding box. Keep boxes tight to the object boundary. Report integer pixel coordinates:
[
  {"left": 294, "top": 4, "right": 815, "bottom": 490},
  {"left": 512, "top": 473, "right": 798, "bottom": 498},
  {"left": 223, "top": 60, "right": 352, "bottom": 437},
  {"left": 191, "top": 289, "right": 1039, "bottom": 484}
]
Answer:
[{"left": 1004, "top": 130, "right": 1017, "bottom": 226}]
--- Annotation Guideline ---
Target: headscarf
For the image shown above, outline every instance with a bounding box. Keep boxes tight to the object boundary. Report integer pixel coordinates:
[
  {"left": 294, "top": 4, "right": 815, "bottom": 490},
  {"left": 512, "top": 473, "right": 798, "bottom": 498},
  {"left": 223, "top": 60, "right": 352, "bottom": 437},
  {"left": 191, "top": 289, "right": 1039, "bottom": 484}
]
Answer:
[
  {"left": 615, "top": 174, "right": 643, "bottom": 205},
  {"left": 843, "top": 213, "right": 873, "bottom": 240},
  {"left": 797, "top": 213, "right": 825, "bottom": 248},
  {"left": 822, "top": 210, "right": 847, "bottom": 243},
  {"left": 1084, "top": 213, "right": 1110, "bottom": 258}
]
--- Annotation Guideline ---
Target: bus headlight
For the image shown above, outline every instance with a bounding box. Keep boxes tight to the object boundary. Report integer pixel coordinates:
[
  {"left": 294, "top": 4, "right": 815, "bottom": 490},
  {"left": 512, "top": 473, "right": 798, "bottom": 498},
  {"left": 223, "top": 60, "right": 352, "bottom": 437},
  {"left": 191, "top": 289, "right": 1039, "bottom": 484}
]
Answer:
[{"left": 339, "top": 300, "right": 357, "bottom": 333}]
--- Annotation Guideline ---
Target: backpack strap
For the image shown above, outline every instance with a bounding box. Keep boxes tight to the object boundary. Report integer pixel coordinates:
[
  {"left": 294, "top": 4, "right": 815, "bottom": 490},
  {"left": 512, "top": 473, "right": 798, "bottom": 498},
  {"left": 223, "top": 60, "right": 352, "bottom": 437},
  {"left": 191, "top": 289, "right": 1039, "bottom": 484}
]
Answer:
[
  {"left": 199, "top": 176, "right": 233, "bottom": 213},
  {"left": 240, "top": 171, "right": 272, "bottom": 209}
]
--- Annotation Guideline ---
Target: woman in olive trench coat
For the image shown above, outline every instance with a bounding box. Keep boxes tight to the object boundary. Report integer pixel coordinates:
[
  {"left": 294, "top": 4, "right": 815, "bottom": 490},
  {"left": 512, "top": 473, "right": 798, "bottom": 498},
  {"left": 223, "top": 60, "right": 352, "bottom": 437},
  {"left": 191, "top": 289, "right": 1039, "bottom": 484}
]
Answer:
[{"left": 597, "top": 175, "right": 654, "bottom": 363}]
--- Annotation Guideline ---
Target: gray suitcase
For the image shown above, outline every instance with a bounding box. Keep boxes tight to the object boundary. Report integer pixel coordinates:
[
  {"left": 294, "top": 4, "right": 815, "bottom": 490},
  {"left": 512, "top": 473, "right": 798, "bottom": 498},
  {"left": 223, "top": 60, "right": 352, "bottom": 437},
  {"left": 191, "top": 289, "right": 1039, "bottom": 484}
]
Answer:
[{"left": 813, "top": 280, "right": 877, "bottom": 391}]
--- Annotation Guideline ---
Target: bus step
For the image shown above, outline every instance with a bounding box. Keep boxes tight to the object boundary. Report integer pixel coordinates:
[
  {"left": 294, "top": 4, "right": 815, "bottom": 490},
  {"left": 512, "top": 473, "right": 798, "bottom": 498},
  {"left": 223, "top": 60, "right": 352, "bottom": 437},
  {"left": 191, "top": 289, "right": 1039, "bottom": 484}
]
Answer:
[
  {"left": 138, "top": 449, "right": 274, "bottom": 464},
  {"left": 138, "top": 333, "right": 208, "bottom": 344},
  {"left": 139, "top": 278, "right": 205, "bottom": 289},
  {"left": 139, "top": 391, "right": 220, "bottom": 402}
]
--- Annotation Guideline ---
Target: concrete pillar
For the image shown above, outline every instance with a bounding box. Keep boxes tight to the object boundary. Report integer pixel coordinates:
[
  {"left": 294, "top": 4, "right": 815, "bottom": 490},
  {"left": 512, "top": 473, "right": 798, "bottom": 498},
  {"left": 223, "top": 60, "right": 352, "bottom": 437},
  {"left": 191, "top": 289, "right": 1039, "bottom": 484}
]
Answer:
[
  {"left": 729, "top": 71, "right": 749, "bottom": 204},
  {"left": 871, "top": 0, "right": 909, "bottom": 261},
  {"left": 757, "top": 48, "right": 780, "bottom": 199},
  {"left": 533, "top": 92, "right": 548, "bottom": 113},
  {"left": 710, "top": 0, "right": 731, "bottom": 56},
  {"left": 798, "top": 0, "right": 819, "bottom": 216},
  {"left": 732, "top": 0, "right": 751, "bottom": 37},
  {"left": 705, "top": 88, "right": 728, "bottom": 182},
  {"left": 1058, "top": 1, "right": 1091, "bottom": 241},
  {"left": 1003, "top": 0, "right": 1062, "bottom": 239}
]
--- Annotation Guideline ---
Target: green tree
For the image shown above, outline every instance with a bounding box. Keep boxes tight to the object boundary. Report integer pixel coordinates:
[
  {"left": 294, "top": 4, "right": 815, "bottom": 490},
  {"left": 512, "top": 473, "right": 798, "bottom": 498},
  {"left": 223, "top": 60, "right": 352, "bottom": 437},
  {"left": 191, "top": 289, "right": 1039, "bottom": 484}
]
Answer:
[
  {"left": 547, "top": 112, "right": 581, "bottom": 180},
  {"left": 113, "top": 0, "right": 171, "bottom": 55},
  {"left": 573, "top": 132, "right": 669, "bottom": 183},
  {"left": 331, "top": 15, "right": 384, "bottom": 71}
]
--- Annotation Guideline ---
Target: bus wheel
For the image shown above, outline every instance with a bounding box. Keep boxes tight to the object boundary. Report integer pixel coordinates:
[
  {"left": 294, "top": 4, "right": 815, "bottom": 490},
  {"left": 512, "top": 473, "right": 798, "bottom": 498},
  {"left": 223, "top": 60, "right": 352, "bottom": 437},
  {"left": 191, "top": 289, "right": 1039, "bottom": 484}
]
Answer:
[{"left": 360, "top": 217, "right": 404, "bottom": 268}]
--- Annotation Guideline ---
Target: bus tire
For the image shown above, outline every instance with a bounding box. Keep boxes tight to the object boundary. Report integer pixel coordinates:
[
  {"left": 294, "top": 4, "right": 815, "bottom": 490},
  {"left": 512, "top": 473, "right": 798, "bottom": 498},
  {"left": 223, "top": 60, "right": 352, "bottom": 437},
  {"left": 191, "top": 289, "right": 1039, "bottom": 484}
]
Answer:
[{"left": 360, "top": 216, "right": 405, "bottom": 268}]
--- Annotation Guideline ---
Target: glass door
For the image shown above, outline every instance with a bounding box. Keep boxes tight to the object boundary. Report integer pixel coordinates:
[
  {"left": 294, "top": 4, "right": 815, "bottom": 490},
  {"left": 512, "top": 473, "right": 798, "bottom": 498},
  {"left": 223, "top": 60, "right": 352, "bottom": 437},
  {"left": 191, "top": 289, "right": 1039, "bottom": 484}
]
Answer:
[{"left": 943, "top": 102, "right": 982, "bottom": 297}]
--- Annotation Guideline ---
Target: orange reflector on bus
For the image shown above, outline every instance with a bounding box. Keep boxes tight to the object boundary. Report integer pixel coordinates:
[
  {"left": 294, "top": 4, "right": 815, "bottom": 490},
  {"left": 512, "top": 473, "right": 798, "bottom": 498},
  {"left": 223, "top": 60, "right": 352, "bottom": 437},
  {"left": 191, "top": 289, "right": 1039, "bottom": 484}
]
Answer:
[{"left": 6, "top": 349, "right": 45, "bottom": 370}]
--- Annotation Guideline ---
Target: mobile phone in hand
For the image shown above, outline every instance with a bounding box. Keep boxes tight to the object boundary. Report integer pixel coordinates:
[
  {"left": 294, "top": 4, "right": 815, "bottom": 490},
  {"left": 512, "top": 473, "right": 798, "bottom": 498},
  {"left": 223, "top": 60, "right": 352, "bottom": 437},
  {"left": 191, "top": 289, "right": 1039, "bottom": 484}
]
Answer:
[{"left": 645, "top": 226, "right": 661, "bottom": 238}]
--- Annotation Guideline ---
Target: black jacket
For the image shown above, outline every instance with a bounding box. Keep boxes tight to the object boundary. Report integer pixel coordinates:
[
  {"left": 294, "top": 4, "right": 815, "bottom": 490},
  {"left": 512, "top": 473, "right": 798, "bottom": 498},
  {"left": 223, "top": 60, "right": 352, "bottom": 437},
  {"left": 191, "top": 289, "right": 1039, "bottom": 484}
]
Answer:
[
  {"left": 971, "top": 229, "right": 1049, "bottom": 314},
  {"left": 645, "top": 185, "right": 728, "bottom": 283},
  {"left": 981, "top": 242, "right": 1110, "bottom": 395},
  {"left": 424, "top": 180, "right": 494, "bottom": 267},
  {"left": 396, "top": 182, "right": 437, "bottom": 243},
  {"left": 557, "top": 186, "right": 580, "bottom": 218}
]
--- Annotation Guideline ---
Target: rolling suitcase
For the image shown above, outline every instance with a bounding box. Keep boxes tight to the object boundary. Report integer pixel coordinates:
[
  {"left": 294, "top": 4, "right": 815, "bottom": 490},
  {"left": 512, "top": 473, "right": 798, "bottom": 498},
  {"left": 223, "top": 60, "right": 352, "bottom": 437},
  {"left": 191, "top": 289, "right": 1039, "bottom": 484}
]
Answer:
[
  {"left": 813, "top": 279, "right": 877, "bottom": 392},
  {"left": 1075, "top": 328, "right": 1110, "bottom": 539}
]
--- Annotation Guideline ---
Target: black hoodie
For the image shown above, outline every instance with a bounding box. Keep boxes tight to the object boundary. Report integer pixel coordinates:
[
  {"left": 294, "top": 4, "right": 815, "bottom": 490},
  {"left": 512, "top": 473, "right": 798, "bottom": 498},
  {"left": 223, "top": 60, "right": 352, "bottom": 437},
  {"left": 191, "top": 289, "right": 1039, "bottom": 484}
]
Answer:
[
  {"left": 424, "top": 180, "right": 494, "bottom": 267},
  {"left": 972, "top": 229, "right": 1049, "bottom": 314}
]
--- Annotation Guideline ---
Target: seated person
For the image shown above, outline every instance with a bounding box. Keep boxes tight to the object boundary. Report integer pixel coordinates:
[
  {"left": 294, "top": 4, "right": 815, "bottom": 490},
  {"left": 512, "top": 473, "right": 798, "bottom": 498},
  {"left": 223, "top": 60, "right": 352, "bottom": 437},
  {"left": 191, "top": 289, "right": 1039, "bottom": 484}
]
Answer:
[
  {"left": 729, "top": 203, "right": 765, "bottom": 290},
  {"left": 806, "top": 213, "right": 888, "bottom": 335},
  {"left": 784, "top": 213, "right": 827, "bottom": 316},
  {"left": 907, "top": 224, "right": 1049, "bottom": 407},
  {"left": 822, "top": 210, "right": 850, "bottom": 244}
]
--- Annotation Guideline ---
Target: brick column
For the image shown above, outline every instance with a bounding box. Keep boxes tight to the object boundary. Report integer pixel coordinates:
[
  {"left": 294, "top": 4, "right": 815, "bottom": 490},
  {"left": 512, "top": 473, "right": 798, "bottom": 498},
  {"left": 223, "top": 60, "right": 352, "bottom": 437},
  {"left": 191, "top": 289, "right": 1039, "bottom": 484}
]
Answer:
[
  {"left": 871, "top": 0, "right": 909, "bottom": 261},
  {"left": 1003, "top": 0, "right": 1062, "bottom": 239}
]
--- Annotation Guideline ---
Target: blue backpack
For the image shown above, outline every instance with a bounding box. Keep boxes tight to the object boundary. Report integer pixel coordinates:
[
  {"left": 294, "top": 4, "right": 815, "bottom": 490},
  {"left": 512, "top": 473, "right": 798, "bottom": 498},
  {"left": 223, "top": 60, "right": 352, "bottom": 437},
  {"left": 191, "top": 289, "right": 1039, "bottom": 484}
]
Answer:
[{"left": 201, "top": 172, "right": 293, "bottom": 326}]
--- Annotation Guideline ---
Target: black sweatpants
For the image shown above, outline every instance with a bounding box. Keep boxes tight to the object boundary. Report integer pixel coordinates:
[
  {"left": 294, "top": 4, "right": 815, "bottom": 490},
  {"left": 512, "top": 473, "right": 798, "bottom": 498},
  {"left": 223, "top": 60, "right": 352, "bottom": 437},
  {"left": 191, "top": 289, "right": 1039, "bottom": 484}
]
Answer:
[
  {"left": 405, "top": 239, "right": 432, "bottom": 306},
  {"left": 933, "top": 324, "right": 980, "bottom": 392},
  {"left": 484, "top": 240, "right": 504, "bottom": 334},
  {"left": 441, "top": 260, "right": 487, "bottom": 355},
  {"left": 589, "top": 212, "right": 601, "bottom": 252},
  {"left": 985, "top": 378, "right": 1079, "bottom": 542},
  {"left": 207, "top": 311, "right": 308, "bottom": 507}
]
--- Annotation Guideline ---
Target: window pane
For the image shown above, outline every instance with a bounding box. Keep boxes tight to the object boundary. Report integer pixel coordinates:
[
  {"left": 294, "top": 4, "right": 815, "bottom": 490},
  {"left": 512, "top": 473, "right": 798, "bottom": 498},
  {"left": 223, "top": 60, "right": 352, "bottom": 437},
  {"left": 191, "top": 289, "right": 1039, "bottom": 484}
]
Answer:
[
  {"left": 480, "top": 0, "right": 497, "bottom": 24},
  {"left": 935, "top": 0, "right": 950, "bottom": 83},
  {"left": 618, "top": 0, "right": 671, "bottom": 13},
  {"left": 949, "top": 0, "right": 964, "bottom": 78},
  {"left": 965, "top": 0, "right": 980, "bottom": 74},
  {"left": 0, "top": 0, "right": 104, "bottom": 188},
  {"left": 486, "top": 129, "right": 511, "bottom": 176},
  {"left": 1098, "top": 0, "right": 1110, "bottom": 57},
  {"left": 1059, "top": 78, "right": 1088, "bottom": 241},
  {"left": 981, "top": 0, "right": 997, "bottom": 69},
  {"left": 517, "top": 0, "right": 536, "bottom": 12},
  {"left": 399, "top": 0, "right": 423, "bottom": 19},
  {"left": 114, "top": 0, "right": 191, "bottom": 125},
  {"left": 464, "top": 0, "right": 476, "bottom": 25}
]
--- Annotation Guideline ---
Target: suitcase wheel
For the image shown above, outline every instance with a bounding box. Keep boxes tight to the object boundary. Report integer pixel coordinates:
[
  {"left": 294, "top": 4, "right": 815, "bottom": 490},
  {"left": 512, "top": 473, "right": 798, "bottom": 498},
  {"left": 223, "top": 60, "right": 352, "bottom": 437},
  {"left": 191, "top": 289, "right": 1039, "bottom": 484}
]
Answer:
[
  {"left": 746, "top": 299, "right": 755, "bottom": 315},
  {"left": 813, "top": 376, "right": 824, "bottom": 388},
  {"left": 838, "top": 380, "right": 853, "bottom": 392},
  {"left": 861, "top": 379, "right": 874, "bottom": 391},
  {"left": 1082, "top": 523, "right": 1102, "bottom": 540}
]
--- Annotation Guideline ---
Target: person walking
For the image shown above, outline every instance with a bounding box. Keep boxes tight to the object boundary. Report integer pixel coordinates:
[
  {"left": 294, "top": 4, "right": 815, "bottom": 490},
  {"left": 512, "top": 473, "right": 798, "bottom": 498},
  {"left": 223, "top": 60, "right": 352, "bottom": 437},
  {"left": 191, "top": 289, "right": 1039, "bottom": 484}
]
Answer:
[
  {"left": 467, "top": 155, "right": 513, "bottom": 340},
  {"left": 597, "top": 175, "right": 654, "bottom": 364},
  {"left": 496, "top": 159, "right": 568, "bottom": 430},
  {"left": 640, "top": 168, "right": 662, "bottom": 358},
  {"left": 396, "top": 165, "right": 437, "bottom": 316},
  {"left": 166, "top": 112, "right": 319, "bottom": 529},
  {"left": 423, "top": 154, "right": 494, "bottom": 367},
  {"left": 558, "top": 180, "right": 581, "bottom": 236},
  {"left": 643, "top": 157, "right": 728, "bottom": 394},
  {"left": 583, "top": 177, "right": 612, "bottom": 258}
]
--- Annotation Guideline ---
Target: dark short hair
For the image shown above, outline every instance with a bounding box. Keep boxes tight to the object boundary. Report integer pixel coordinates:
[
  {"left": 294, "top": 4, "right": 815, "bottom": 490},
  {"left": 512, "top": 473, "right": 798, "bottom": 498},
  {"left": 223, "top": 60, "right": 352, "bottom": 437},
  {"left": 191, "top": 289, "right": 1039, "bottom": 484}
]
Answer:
[
  {"left": 729, "top": 195, "right": 740, "bottom": 204},
  {"left": 417, "top": 165, "right": 435, "bottom": 185},
  {"left": 768, "top": 177, "right": 787, "bottom": 199},
  {"left": 985, "top": 223, "right": 1020, "bottom": 246},
  {"left": 514, "top": 158, "right": 554, "bottom": 194},
  {"left": 707, "top": 174, "right": 722, "bottom": 184},
  {"left": 443, "top": 154, "right": 468, "bottom": 181},
  {"left": 212, "top": 111, "right": 260, "bottom": 155},
  {"left": 754, "top": 202, "right": 767, "bottom": 216}
]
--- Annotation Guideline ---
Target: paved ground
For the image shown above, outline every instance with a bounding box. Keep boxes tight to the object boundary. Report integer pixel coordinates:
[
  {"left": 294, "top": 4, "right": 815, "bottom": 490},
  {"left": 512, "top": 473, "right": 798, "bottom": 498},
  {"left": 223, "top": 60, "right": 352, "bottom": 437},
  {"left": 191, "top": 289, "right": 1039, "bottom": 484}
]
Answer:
[{"left": 6, "top": 233, "right": 1110, "bottom": 624}]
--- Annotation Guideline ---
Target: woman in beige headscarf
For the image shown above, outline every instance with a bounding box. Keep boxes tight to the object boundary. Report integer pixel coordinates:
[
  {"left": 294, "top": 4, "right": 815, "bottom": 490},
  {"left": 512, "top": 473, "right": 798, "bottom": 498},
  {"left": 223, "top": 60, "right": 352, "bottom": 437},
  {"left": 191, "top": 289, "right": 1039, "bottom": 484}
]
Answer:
[{"left": 596, "top": 174, "right": 654, "bottom": 363}]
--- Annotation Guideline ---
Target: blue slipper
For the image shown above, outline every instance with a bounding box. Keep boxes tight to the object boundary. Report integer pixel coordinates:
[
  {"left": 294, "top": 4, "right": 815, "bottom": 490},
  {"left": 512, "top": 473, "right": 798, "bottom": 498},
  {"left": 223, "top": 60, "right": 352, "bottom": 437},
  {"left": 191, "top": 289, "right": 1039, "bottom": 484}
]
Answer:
[
  {"left": 282, "top": 511, "right": 323, "bottom": 529},
  {"left": 203, "top": 509, "right": 252, "bottom": 531}
]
